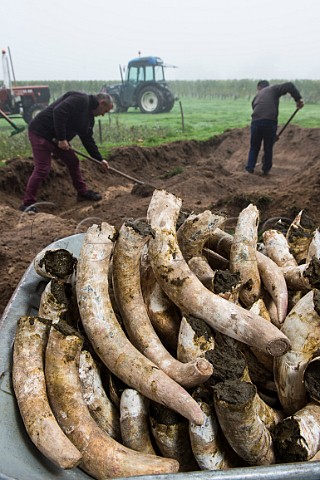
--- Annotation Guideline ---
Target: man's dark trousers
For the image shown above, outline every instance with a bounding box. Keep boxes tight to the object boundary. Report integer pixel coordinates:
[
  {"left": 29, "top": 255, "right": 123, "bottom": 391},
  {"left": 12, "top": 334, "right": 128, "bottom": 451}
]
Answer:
[{"left": 247, "top": 119, "right": 277, "bottom": 173}]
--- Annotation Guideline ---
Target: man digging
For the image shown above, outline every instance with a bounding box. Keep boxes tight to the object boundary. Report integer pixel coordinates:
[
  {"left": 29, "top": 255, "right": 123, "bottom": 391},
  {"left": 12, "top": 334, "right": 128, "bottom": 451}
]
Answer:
[{"left": 20, "top": 91, "right": 113, "bottom": 212}]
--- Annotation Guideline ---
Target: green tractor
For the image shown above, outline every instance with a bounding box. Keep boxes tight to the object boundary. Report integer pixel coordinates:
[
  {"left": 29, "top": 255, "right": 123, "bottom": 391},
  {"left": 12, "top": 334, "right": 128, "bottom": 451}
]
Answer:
[{"left": 101, "top": 56, "right": 177, "bottom": 114}]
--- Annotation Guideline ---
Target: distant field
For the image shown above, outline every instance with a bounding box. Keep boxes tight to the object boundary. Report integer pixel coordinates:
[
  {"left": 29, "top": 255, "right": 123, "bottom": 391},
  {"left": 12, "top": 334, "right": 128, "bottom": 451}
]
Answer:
[
  {"left": 0, "top": 97, "right": 319, "bottom": 163},
  {"left": 99, "top": 97, "right": 318, "bottom": 146}
]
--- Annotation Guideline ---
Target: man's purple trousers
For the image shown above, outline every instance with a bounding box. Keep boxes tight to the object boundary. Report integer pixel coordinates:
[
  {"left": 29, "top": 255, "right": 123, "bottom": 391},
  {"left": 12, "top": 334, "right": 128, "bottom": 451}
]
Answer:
[{"left": 23, "top": 131, "right": 87, "bottom": 206}]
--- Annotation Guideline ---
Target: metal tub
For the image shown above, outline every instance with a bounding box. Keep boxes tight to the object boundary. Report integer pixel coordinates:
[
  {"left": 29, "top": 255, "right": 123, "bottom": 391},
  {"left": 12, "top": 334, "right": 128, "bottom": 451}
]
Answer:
[{"left": 1, "top": 234, "right": 320, "bottom": 480}]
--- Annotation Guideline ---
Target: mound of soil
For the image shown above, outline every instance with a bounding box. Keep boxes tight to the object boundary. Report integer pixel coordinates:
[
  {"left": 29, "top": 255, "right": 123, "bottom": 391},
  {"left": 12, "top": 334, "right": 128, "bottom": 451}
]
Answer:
[{"left": 0, "top": 125, "right": 319, "bottom": 316}]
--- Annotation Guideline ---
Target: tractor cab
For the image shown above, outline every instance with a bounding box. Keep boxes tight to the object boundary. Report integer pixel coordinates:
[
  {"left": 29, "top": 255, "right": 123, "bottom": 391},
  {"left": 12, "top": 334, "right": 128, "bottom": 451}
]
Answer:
[{"left": 126, "top": 56, "right": 166, "bottom": 84}]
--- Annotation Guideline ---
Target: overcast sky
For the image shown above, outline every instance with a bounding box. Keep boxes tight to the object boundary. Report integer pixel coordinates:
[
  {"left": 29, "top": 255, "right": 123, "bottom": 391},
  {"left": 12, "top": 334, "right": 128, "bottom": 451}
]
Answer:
[{"left": 1, "top": 0, "right": 319, "bottom": 82}]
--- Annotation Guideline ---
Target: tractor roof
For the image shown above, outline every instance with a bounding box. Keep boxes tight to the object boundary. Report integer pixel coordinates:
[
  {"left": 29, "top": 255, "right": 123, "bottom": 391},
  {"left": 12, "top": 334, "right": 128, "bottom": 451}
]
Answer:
[{"left": 128, "top": 56, "right": 164, "bottom": 68}]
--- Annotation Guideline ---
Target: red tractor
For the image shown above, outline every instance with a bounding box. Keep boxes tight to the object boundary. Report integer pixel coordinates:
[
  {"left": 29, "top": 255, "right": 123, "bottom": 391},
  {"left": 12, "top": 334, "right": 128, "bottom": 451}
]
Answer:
[{"left": 0, "top": 48, "right": 50, "bottom": 124}]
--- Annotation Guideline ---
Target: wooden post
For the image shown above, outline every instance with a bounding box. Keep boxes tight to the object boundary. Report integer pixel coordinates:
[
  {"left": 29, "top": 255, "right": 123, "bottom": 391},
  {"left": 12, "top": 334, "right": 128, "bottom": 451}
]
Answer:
[
  {"left": 98, "top": 119, "right": 102, "bottom": 144},
  {"left": 179, "top": 101, "right": 185, "bottom": 133}
]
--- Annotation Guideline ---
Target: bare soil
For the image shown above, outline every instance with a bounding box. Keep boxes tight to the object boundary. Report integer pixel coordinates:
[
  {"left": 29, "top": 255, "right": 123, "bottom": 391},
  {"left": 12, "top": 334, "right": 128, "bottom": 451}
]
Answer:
[{"left": 1, "top": 125, "right": 319, "bottom": 317}]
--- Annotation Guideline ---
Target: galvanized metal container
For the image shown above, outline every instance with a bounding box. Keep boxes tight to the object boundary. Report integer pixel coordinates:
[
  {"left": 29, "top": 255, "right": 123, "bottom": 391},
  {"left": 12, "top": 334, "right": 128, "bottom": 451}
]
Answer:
[{"left": 1, "top": 233, "right": 320, "bottom": 480}]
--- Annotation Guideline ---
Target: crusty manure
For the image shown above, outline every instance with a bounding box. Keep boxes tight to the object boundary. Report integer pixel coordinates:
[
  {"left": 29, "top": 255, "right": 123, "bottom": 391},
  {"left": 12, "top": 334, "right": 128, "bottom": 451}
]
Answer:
[
  {"left": 39, "top": 249, "right": 76, "bottom": 279},
  {"left": 213, "top": 379, "right": 256, "bottom": 404}
]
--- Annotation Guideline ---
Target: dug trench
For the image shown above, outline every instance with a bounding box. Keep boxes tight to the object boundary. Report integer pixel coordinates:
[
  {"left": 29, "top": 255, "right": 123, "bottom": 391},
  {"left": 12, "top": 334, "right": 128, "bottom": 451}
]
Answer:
[{"left": 0, "top": 124, "right": 319, "bottom": 317}]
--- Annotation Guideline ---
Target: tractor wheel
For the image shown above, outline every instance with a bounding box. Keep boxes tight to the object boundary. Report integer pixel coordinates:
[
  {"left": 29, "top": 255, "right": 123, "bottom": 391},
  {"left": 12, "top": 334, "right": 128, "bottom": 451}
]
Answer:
[
  {"left": 161, "top": 88, "right": 175, "bottom": 112},
  {"left": 23, "top": 104, "right": 46, "bottom": 124},
  {"left": 162, "top": 93, "right": 175, "bottom": 112},
  {"left": 138, "top": 86, "right": 164, "bottom": 114}
]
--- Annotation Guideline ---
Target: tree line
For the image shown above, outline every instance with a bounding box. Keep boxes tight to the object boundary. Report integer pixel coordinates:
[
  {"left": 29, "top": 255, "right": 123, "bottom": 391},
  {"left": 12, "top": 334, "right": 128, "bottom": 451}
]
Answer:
[
  {"left": 16, "top": 79, "right": 320, "bottom": 104},
  {"left": 169, "top": 80, "right": 320, "bottom": 104}
]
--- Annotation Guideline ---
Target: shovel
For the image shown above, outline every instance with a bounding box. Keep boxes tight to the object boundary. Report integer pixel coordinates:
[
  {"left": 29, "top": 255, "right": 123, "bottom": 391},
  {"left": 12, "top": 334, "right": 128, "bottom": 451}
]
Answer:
[
  {"left": 276, "top": 107, "right": 300, "bottom": 139},
  {"left": 69, "top": 146, "right": 149, "bottom": 186},
  {"left": 0, "top": 108, "right": 26, "bottom": 136}
]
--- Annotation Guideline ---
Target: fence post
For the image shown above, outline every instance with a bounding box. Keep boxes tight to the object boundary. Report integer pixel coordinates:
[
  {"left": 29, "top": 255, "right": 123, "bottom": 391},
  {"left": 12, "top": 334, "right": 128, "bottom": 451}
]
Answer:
[
  {"left": 179, "top": 101, "right": 185, "bottom": 133},
  {"left": 98, "top": 119, "right": 102, "bottom": 144}
]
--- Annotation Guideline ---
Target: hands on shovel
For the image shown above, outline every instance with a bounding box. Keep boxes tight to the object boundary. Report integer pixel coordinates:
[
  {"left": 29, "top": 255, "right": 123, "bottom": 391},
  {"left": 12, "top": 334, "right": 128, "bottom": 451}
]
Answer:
[
  {"left": 54, "top": 139, "right": 147, "bottom": 185},
  {"left": 57, "top": 140, "right": 70, "bottom": 150},
  {"left": 99, "top": 159, "right": 109, "bottom": 172},
  {"left": 296, "top": 99, "right": 304, "bottom": 110},
  {"left": 56, "top": 139, "right": 109, "bottom": 171}
]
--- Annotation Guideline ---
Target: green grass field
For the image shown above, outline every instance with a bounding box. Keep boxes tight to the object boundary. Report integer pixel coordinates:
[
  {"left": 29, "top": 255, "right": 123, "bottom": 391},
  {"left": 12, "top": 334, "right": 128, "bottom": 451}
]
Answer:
[{"left": 0, "top": 97, "right": 319, "bottom": 164}]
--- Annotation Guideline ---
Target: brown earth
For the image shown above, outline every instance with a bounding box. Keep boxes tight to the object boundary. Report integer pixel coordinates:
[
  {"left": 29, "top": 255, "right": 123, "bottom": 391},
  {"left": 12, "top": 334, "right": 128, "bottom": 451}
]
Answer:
[{"left": 0, "top": 125, "right": 319, "bottom": 317}]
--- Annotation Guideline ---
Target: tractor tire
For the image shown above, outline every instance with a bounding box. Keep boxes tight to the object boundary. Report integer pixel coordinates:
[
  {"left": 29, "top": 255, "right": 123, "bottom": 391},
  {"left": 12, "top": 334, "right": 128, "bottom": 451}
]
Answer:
[
  {"left": 23, "top": 104, "right": 46, "bottom": 124},
  {"left": 161, "top": 91, "right": 175, "bottom": 112},
  {"left": 138, "top": 86, "right": 164, "bottom": 114},
  {"left": 110, "top": 95, "right": 127, "bottom": 113}
]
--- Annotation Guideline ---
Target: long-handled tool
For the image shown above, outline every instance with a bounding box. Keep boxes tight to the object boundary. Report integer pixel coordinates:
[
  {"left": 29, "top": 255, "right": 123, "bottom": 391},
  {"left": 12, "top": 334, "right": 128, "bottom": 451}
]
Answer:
[
  {"left": 70, "top": 146, "right": 147, "bottom": 185},
  {"left": 257, "top": 107, "right": 300, "bottom": 167},
  {"left": 0, "top": 108, "right": 26, "bottom": 137},
  {"left": 276, "top": 107, "right": 300, "bottom": 139}
]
